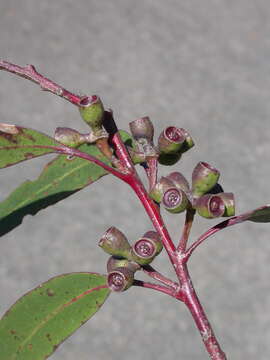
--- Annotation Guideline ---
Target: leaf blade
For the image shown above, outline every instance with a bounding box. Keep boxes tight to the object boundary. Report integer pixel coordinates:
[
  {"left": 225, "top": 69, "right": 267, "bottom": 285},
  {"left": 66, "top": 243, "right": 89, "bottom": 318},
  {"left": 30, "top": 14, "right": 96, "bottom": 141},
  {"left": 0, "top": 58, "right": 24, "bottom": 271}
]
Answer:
[
  {"left": 0, "top": 273, "right": 110, "bottom": 360},
  {"left": 0, "top": 124, "right": 61, "bottom": 168},
  {"left": 0, "top": 130, "right": 133, "bottom": 236}
]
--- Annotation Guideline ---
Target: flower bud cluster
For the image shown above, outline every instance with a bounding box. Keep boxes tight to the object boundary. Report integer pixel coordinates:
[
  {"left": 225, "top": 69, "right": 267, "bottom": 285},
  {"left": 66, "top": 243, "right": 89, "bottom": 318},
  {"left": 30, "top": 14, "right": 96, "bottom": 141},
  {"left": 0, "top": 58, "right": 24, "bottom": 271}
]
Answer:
[
  {"left": 127, "top": 117, "right": 194, "bottom": 166},
  {"left": 99, "top": 227, "right": 163, "bottom": 292},
  {"left": 150, "top": 163, "right": 235, "bottom": 219}
]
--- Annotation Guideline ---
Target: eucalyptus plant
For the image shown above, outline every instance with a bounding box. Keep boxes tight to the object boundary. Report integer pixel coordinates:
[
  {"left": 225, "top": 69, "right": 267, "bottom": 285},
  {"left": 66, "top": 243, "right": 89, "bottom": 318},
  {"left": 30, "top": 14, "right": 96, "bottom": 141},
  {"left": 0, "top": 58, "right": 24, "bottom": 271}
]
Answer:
[{"left": 0, "top": 60, "right": 269, "bottom": 360}]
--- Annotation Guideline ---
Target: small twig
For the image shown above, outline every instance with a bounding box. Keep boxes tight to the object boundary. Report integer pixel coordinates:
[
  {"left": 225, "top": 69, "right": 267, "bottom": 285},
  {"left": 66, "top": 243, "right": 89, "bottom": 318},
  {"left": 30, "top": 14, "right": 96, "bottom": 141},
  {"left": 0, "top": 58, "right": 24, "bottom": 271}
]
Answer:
[
  {"left": 142, "top": 264, "right": 179, "bottom": 290},
  {"left": 177, "top": 208, "right": 196, "bottom": 252},
  {"left": 184, "top": 215, "right": 244, "bottom": 261},
  {"left": 0, "top": 60, "right": 81, "bottom": 106},
  {"left": 133, "top": 280, "right": 183, "bottom": 300}
]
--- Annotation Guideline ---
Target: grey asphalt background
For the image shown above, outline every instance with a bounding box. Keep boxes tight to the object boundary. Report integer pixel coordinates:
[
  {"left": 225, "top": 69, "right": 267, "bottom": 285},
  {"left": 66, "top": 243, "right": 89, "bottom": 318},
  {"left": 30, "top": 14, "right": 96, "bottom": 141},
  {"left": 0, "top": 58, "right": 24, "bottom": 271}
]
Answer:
[{"left": 1, "top": 1, "right": 270, "bottom": 359}]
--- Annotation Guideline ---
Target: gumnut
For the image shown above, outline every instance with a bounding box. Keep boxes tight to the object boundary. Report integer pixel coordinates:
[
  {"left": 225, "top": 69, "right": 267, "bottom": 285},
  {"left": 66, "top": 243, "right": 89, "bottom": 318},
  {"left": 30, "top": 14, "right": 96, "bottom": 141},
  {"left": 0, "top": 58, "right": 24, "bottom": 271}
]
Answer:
[
  {"left": 195, "top": 194, "right": 225, "bottom": 219},
  {"left": 158, "top": 126, "right": 186, "bottom": 155},
  {"left": 129, "top": 116, "right": 154, "bottom": 142},
  {"left": 218, "top": 192, "right": 235, "bottom": 217},
  {"left": 166, "top": 171, "right": 191, "bottom": 196},
  {"left": 107, "top": 267, "right": 135, "bottom": 292},
  {"left": 99, "top": 227, "right": 131, "bottom": 258},
  {"left": 54, "top": 127, "right": 86, "bottom": 148},
  {"left": 129, "top": 117, "right": 157, "bottom": 158},
  {"left": 130, "top": 231, "right": 163, "bottom": 265},
  {"left": 149, "top": 176, "right": 175, "bottom": 203},
  {"left": 192, "top": 161, "right": 220, "bottom": 198},
  {"left": 162, "top": 187, "right": 189, "bottom": 214},
  {"left": 79, "top": 95, "right": 104, "bottom": 136},
  {"left": 107, "top": 256, "right": 141, "bottom": 273}
]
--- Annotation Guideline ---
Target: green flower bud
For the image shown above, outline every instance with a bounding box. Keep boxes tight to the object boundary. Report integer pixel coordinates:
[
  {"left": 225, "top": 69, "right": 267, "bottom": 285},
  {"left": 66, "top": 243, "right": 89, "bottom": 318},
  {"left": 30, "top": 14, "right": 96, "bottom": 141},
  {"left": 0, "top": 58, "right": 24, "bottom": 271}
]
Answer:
[
  {"left": 54, "top": 127, "right": 85, "bottom": 148},
  {"left": 158, "top": 126, "right": 185, "bottom": 155},
  {"left": 129, "top": 116, "right": 154, "bottom": 142},
  {"left": 192, "top": 162, "right": 220, "bottom": 198},
  {"left": 107, "top": 256, "right": 141, "bottom": 273},
  {"left": 149, "top": 176, "right": 175, "bottom": 203},
  {"left": 130, "top": 231, "right": 163, "bottom": 265},
  {"left": 195, "top": 194, "right": 225, "bottom": 219},
  {"left": 99, "top": 227, "right": 131, "bottom": 258},
  {"left": 162, "top": 187, "right": 189, "bottom": 214},
  {"left": 107, "top": 267, "right": 135, "bottom": 292},
  {"left": 79, "top": 95, "right": 104, "bottom": 136},
  {"left": 166, "top": 171, "right": 190, "bottom": 195},
  {"left": 218, "top": 192, "right": 235, "bottom": 217}
]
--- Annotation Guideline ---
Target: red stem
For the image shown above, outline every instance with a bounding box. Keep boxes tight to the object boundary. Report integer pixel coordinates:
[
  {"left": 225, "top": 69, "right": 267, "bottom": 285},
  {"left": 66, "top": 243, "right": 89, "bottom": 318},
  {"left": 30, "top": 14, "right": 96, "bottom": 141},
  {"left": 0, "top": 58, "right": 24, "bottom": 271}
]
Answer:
[
  {"left": 177, "top": 264, "right": 227, "bottom": 360},
  {"left": 177, "top": 208, "right": 196, "bottom": 252},
  {"left": 133, "top": 280, "right": 182, "bottom": 300},
  {"left": 184, "top": 216, "right": 243, "bottom": 261},
  {"left": 142, "top": 264, "right": 179, "bottom": 290},
  {"left": 0, "top": 60, "right": 82, "bottom": 106},
  {"left": 108, "top": 128, "right": 227, "bottom": 359}
]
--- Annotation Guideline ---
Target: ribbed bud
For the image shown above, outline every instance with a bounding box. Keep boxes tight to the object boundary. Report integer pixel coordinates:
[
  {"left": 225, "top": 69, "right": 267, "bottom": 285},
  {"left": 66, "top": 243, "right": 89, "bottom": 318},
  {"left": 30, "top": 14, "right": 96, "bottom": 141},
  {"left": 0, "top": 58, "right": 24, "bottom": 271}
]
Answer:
[
  {"left": 162, "top": 187, "right": 189, "bottom": 214},
  {"left": 195, "top": 194, "right": 225, "bottom": 219},
  {"left": 54, "top": 127, "right": 85, "bottom": 148},
  {"left": 158, "top": 126, "right": 186, "bottom": 155},
  {"left": 107, "top": 267, "right": 135, "bottom": 292},
  {"left": 79, "top": 95, "right": 104, "bottom": 136},
  {"left": 179, "top": 128, "right": 194, "bottom": 153},
  {"left": 99, "top": 227, "right": 131, "bottom": 258},
  {"left": 149, "top": 176, "right": 175, "bottom": 203},
  {"left": 130, "top": 231, "right": 163, "bottom": 265},
  {"left": 166, "top": 171, "right": 190, "bottom": 194},
  {"left": 129, "top": 116, "right": 154, "bottom": 142},
  {"left": 192, "top": 162, "right": 220, "bottom": 198},
  {"left": 218, "top": 192, "right": 235, "bottom": 217},
  {"left": 158, "top": 152, "right": 182, "bottom": 166}
]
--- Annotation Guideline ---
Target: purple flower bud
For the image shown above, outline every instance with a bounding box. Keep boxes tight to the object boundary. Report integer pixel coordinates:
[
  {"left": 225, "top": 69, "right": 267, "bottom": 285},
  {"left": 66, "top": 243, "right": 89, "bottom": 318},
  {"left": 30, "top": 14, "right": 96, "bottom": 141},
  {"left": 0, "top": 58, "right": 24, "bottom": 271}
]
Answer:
[
  {"left": 54, "top": 127, "right": 85, "bottom": 148},
  {"left": 166, "top": 171, "right": 191, "bottom": 195},
  {"left": 149, "top": 176, "right": 175, "bottom": 203},
  {"left": 129, "top": 116, "right": 154, "bottom": 142},
  {"left": 162, "top": 187, "right": 189, "bottom": 214},
  {"left": 107, "top": 267, "right": 135, "bottom": 292},
  {"left": 99, "top": 227, "right": 131, "bottom": 258},
  {"left": 107, "top": 256, "right": 141, "bottom": 273},
  {"left": 218, "top": 192, "right": 235, "bottom": 217},
  {"left": 195, "top": 194, "right": 225, "bottom": 219},
  {"left": 158, "top": 126, "right": 186, "bottom": 155},
  {"left": 192, "top": 162, "right": 220, "bottom": 198},
  {"left": 131, "top": 231, "right": 163, "bottom": 265}
]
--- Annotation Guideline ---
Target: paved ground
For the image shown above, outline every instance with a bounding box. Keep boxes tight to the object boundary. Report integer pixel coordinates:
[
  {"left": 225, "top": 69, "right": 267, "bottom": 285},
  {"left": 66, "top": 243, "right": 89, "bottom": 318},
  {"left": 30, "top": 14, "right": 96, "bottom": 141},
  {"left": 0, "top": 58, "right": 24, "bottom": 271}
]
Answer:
[{"left": 1, "top": 1, "right": 270, "bottom": 359}]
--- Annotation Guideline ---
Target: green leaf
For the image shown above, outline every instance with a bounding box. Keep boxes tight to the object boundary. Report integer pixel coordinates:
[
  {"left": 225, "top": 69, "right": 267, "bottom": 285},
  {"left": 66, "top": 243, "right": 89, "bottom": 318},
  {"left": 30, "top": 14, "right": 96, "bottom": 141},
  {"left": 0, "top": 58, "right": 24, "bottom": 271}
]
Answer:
[
  {"left": 246, "top": 204, "right": 270, "bottom": 223},
  {"left": 0, "top": 123, "right": 62, "bottom": 168},
  {"left": 0, "top": 273, "right": 110, "bottom": 360},
  {"left": 0, "top": 130, "right": 134, "bottom": 236}
]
